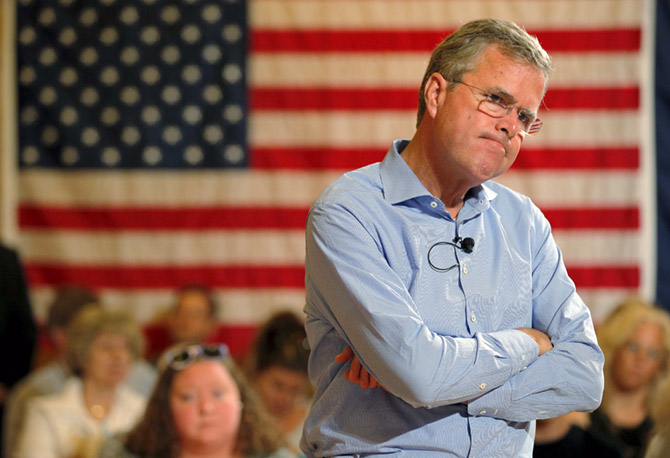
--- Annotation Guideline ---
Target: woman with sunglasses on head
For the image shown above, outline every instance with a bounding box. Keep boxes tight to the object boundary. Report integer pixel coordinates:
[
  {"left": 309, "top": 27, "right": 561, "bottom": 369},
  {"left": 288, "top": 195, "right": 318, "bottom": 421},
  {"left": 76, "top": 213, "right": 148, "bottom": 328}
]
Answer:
[
  {"left": 98, "top": 343, "right": 296, "bottom": 458},
  {"left": 14, "top": 306, "right": 147, "bottom": 458}
]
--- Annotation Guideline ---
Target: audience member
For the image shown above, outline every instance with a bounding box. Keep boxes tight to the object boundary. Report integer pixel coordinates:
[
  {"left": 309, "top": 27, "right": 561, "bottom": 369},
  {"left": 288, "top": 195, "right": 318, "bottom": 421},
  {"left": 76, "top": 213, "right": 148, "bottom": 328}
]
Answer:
[
  {"left": 246, "top": 311, "right": 311, "bottom": 455},
  {"left": 14, "top": 306, "right": 148, "bottom": 458},
  {"left": 0, "top": 243, "right": 37, "bottom": 452},
  {"left": 645, "top": 374, "right": 670, "bottom": 458},
  {"left": 143, "top": 284, "right": 221, "bottom": 363},
  {"left": 586, "top": 298, "right": 670, "bottom": 458},
  {"left": 98, "top": 343, "right": 296, "bottom": 458},
  {"left": 3, "top": 286, "right": 156, "bottom": 458},
  {"left": 533, "top": 413, "right": 622, "bottom": 458}
]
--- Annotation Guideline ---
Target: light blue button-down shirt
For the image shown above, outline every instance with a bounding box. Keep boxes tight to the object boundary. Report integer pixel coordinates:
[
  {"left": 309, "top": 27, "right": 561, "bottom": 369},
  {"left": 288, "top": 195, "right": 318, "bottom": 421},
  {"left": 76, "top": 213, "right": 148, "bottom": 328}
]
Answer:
[{"left": 301, "top": 140, "right": 604, "bottom": 457}]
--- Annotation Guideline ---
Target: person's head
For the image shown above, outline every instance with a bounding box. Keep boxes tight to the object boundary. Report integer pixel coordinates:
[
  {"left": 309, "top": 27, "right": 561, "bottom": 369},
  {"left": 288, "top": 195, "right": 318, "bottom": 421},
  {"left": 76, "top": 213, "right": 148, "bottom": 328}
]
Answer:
[
  {"left": 413, "top": 19, "right": 553, "bottom": 188},
  {"left": 46, "top": 285, "right": 99, "bottom": 354},
  {"left": 416, "top": 18, "right": 553, "bottom": 127},
  {"left": 597, "top": 298, "right": 670, "bottom": 404},
  {"left": 124, "top": 343, "right": 283, "bottom": 458},
  {"left": 167, "top": 284, "right": 218, "bottom": 344},
  {"left": 65, "top": 306, "right": 144, "bottom": 386},
  {"left": 248, "top": 311, "right": 310, "bottom": 420}
]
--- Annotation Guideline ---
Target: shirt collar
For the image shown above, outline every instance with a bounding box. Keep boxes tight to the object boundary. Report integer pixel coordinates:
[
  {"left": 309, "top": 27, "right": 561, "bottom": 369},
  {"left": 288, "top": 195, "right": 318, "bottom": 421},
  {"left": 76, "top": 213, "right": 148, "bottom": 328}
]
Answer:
[
  {"left": 379, "top": 139, "right": 498, "bottom": 211},
  {"left": 380, "top": 139, "right": 429, "bottom": 204}
]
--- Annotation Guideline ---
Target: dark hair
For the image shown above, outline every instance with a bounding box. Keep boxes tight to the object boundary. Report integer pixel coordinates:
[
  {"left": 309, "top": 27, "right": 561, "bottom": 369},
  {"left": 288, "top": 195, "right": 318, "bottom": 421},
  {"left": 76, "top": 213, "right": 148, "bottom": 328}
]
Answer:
[
  {"left": 46, "top": 285, "right": 99, "bottom": 329},
  {"left": 249, "top": 311, "right": 309, "bottom": 376},
  {"left": 124, "top": 347, "right": 284, "bottom": 457},
  {"left": 174, "top": 283, "right": 218, "bottom": 317},
  {"left": 416, "top": 18, "right": 553, "bottom": 126}
]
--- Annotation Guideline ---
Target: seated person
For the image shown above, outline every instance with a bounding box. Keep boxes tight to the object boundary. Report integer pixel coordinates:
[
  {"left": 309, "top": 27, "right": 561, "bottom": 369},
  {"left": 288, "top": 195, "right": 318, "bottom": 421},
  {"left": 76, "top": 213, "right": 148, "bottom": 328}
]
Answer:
[
  {"left": 246, "top": 311, "right": 311, "bottom": 455},
  {"left": 15, "top": 307, "right": 148, "bottom": 458},
  {"left": 3, "top": 286, "right": 155, "bottom": 458},
  {"left": 534, "top": 412, "right": 622, "bottom": 457},
  {"left": 143, "top": 284, "right": 221, "bottom": 362},
  {"left": 98, "top": 343, "right": 296, "bottom": 457},
  {"left": 587, "top": 298, "right": 670, "bottom": 458}
]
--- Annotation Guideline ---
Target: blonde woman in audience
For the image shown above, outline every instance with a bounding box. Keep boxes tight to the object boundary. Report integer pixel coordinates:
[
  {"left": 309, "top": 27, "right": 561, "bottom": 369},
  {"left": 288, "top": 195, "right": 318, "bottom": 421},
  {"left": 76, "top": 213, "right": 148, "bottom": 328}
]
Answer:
[
  {"left": 99, "top": 343, "right": 295, "bottom": 458},
  {"left": 644, "top": 374, "right": 670, "bottom": 458},
  {"left": 587, "top": 298, "right": 670, "bottom": 458},
  {"left": 246, "top": 311, "right": 311, "bottom": 456},
  {"left": 14, "top": 306, "right": 147, "bottom": 458},
  {"left": 4, "top": 287, "right": 156, "bottom": 457}
]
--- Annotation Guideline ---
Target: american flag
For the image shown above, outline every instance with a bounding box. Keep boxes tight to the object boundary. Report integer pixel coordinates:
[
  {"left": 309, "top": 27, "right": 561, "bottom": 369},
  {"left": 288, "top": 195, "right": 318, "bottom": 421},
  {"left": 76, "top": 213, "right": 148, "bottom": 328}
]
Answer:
[{"left": 14, "top": 0, "right": 649, "bottom": 355}]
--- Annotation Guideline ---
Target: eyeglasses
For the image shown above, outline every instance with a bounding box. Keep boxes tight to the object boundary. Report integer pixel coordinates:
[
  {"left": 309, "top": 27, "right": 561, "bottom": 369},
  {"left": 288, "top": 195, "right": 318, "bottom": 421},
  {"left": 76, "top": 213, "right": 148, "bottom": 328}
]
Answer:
[
  {"left": 451, "top": 80, "right": 543, "bottom": 136},
  {"left": 621, "top": 342, "right": 665, "bottom": 361},
  {"left": 160, "top": 343, "right": 230, "bottom": 371}
]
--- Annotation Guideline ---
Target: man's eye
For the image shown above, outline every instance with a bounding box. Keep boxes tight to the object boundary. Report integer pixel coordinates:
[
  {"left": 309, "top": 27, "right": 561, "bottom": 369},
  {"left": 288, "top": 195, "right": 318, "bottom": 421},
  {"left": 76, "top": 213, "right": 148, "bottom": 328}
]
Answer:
[
  {"left": 485, "top": 93, "right": 506, "bottom": 106},
  {"left": 518, "top": 112, "right": 531, "bottom": 126}
]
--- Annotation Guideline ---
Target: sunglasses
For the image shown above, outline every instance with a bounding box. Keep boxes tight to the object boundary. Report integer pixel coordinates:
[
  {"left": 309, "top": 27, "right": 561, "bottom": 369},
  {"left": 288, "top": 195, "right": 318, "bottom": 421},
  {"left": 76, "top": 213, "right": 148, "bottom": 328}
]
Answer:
[{"left": 159, "top": 343, "right": 230, "bottom": 372}]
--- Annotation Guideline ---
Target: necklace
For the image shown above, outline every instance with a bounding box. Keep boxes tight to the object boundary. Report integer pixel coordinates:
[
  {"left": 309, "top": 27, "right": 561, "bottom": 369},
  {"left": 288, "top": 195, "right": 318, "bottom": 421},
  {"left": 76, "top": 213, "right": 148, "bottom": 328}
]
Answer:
[{"left": 88, "top": 403, "right": 107, "bottom": 420}]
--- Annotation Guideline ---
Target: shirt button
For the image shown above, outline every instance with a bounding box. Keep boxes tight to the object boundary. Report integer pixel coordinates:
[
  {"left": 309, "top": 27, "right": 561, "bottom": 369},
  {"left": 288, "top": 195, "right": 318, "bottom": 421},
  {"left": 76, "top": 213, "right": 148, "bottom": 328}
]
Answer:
[
  {"left": 479, "top": 410, "right": 487, "bottom": 415},
  {"left": 521, "top": 355, "right": 527, "bottom": 361},
  {"left": 463, "top": 265, "right": 469, "bottom": 274},
  {"left": 430, "top": 201, "right": 438, "bottom": 208},
  {"left": 471, "top": 314, "right": 476, "bottom": 322},
  {"left": 479, "top": 383, "right": 486, "bottom": 390}
]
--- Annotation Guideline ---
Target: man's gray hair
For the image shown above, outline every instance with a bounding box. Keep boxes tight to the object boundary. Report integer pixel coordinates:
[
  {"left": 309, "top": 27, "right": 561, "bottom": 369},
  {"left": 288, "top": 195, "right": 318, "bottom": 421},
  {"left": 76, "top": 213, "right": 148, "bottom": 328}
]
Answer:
[{"left": 416, "top": 18, "right": 553, "bottom": 127}]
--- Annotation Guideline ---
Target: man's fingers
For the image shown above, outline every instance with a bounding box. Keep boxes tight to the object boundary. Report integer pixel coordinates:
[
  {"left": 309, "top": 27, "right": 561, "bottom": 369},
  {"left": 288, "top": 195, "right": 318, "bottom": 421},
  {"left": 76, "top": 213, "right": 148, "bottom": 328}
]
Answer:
[
  {"left": 359, "top": 366, "right": 370, "bottom": 389},
  {"left": 350, "top": 354, "right": 362, "bottom": 381},
  {"left": 334, "top": 346, "right": 355, "bottom": 363},
  {"left": 336, "top": 346, "right": 384, "bottom": 391}
]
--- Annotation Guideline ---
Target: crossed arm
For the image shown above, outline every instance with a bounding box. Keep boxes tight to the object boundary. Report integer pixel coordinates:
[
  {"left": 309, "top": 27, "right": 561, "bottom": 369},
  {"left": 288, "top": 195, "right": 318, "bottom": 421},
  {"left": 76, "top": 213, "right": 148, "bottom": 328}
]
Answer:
[
  {"left": 306, "top": 200, "right": 603, "bottom": 418},
  {"left": 337, "top": 328, "right": 554, "bottom": 391}
]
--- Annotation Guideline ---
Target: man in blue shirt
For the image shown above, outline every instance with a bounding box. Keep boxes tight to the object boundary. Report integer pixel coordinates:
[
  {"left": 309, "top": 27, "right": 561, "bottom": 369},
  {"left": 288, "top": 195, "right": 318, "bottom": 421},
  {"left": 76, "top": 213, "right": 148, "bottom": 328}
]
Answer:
[{"left": 301, "top": 18, "right": 605, "bottom": 457}]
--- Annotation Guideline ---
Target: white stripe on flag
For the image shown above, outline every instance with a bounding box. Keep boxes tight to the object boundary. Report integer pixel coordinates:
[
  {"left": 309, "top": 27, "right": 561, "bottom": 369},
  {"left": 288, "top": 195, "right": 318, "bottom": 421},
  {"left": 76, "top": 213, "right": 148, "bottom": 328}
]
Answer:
[
  {"left": 250, "top": 53, "right": 640, "bottom": 88},
  {"left": 250, "top": 0, "right": 642, "bottom": 29},
  {"left": 20, "top": 170, "right": 640, "bottom": 208},
  {"left": 250, "top": 112, "right": 639, "bottom": 147}
]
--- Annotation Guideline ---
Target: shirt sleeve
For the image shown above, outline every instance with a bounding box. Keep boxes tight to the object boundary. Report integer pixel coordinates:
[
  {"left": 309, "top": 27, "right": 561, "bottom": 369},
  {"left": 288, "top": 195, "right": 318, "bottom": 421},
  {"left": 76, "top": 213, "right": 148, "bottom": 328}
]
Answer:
[
  {"left": 467, "top": 205, "right": 604, "bottom": 421},
  {"left": 305, "top": 200, "right": 540, "bottom": 408}
]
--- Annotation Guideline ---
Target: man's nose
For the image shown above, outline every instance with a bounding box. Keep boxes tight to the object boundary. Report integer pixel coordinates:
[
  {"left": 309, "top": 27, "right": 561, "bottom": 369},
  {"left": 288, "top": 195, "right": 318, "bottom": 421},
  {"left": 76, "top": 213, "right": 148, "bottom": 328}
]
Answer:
[{"left": 496, "top": 109, "right": 522, "bottom": 138}]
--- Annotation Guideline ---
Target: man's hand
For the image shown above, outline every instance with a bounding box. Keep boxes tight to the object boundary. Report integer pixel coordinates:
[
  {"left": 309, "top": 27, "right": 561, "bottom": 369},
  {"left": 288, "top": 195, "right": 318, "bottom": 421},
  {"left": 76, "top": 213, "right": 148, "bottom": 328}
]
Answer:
[
  {"left": 334, "top": 347, "right": 386, "bottom": 390},
  {"left": 517, "top": 328, "right": 553, "bottom": 355}
]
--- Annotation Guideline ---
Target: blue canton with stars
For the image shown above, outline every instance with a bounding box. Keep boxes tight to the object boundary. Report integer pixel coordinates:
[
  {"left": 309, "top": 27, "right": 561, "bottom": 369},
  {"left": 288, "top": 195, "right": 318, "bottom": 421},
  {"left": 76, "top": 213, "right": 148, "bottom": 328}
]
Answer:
[{"left": 17, "top": 0, "right": 247, "bottom": 169}]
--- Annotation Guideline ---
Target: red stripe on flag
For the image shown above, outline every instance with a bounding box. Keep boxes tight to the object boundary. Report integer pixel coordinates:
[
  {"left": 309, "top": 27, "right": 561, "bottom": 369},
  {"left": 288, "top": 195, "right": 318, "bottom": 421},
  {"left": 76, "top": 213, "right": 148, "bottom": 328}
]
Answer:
[
  {"left": 19, "top": 206, "right": 638, "bottom": 230},
  {"left": 19, "top": 206, "right": 309, "bottom": 230},
  {"left": 568, "top": 266, "right": 639, "bottom": 288},
  {"left": 514, "top": 147, "right": 639, "bottom": 170},
  {"left": 543, "top": 87, "right": 639, "bottom": 110},
  {"left": 250, "top": 87, "right": 639, "bottom": 111},
  {"left": 26, "top": 263, "right": 640, "bottom": 289},
  {"left": 250, "top": 147, "right": 638, "bottom": 171},
  {"left": 25, "top": 264, "right": 306, "bottom": 288},
  {"left": 251, "top": 29, "right": 641, "bottom": 53},
  {"left": 25, "top": 264, "right": 638, "bottom": 288},
  {"left": 251, "top": 88, "right": 416, "bottom": 111},
  {"left": 542, "top": 208, "right": 639, "bottom": 229}
]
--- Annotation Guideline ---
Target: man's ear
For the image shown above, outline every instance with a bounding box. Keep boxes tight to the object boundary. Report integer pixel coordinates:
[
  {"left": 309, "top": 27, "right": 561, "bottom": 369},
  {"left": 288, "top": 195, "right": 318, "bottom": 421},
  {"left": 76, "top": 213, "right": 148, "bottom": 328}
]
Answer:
[{"left": 423, "top": 72, "right": 448, "bottom": 119}]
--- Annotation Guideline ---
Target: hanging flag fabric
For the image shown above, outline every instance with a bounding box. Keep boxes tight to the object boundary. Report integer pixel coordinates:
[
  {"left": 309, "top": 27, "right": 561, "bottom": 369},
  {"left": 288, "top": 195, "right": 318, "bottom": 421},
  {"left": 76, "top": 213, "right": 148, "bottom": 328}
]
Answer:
[{"left": 15, "top": 0, "right": 650, "bottom": 354}]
